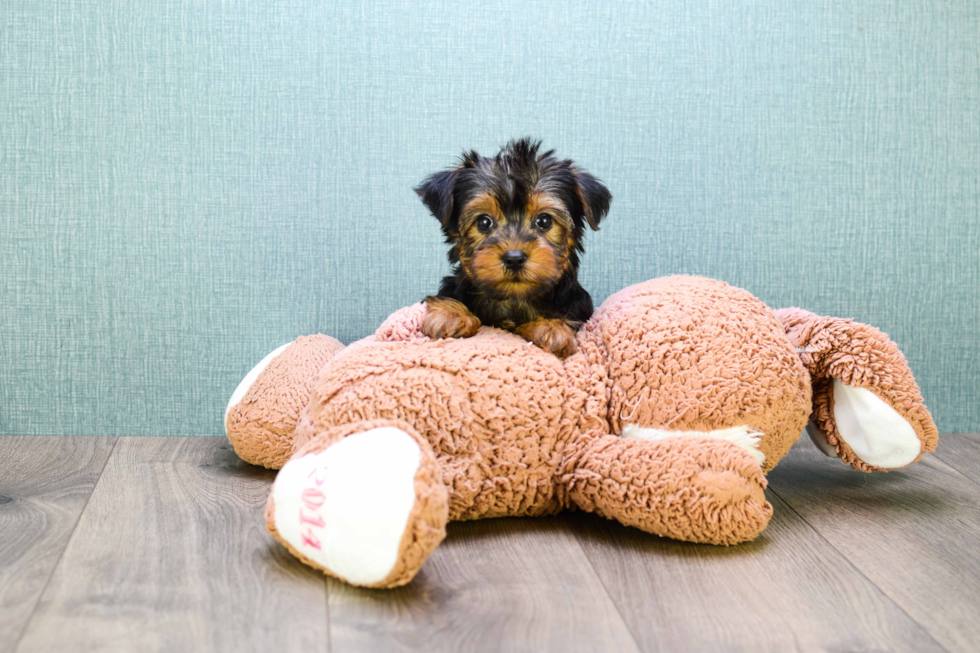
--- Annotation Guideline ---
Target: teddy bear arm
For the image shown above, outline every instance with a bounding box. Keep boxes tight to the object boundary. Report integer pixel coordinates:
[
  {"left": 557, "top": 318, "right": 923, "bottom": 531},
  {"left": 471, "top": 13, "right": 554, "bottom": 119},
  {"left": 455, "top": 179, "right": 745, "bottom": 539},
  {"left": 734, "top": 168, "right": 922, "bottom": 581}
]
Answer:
[
  {"left": 776, "top": 308, "right": 939, "bottom": 472},
  {"left": 374, "top": 302, "right": 432, "bottom": 344},
  {"left": 559, "top": 431, "right": 773, "bottom": 545}
]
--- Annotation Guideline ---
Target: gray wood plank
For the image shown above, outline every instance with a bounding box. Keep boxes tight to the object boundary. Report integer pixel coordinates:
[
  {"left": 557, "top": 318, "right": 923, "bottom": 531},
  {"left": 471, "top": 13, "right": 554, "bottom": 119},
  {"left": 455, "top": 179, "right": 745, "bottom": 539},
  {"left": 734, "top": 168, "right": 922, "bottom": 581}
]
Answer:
[
  {"left": 569, "top": 488, "right": 942, "bottom": 653},
  {"left": 15, "top": 437, "right": 329, "bottom": 653},
  {"left": 931, "top": 433, "right": 980, "bottom": 485},
  {"left": 768, "top": 439, "right": 980, "bottom": 653},
  {"left": 0, "top": 436, "right": 115, "bottom": 653},
  {"left": 328, "top": 516, "right": 640, "bottom": 653}
]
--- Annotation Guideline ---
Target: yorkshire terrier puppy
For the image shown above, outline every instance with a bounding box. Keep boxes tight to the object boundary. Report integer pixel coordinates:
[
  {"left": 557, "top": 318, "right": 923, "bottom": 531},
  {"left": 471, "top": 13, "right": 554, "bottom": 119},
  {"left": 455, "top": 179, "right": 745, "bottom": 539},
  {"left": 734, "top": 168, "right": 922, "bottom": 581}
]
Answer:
[{"left": 415, "top": 138, "right": 612, "bottom": 358}]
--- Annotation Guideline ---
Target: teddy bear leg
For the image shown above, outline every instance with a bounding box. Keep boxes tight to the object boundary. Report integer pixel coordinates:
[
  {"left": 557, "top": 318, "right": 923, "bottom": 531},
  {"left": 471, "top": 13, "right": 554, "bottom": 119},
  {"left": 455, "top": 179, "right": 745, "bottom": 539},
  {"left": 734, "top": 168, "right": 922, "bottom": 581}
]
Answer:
[
  {"left": 225, "top": 334, "right": 346, "bottom": 469},
  {"left": 265, "top": 419, "right": 449, "bottom": 588},
  {"left": 560, "top": 432, "right": 773, "bottom": 545},
  {"left": 776, "top": 308, "right": 939, "bottom": 472}
]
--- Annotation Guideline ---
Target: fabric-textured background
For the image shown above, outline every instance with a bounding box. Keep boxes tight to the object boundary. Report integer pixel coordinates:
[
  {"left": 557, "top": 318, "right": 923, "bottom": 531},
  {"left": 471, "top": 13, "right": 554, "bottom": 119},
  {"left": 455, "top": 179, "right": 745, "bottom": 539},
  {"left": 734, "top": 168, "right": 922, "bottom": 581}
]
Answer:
[{"left": 1, "top": 0, "right": 977, "bottom": 437}]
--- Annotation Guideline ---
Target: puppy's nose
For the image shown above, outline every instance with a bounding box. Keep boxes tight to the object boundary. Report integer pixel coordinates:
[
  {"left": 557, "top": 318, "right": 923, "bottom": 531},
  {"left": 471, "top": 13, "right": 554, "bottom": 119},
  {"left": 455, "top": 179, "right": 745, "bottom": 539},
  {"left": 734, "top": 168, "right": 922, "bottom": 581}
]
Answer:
[{"left": 502, "top": 250, "right": 528, "bottom": 271}]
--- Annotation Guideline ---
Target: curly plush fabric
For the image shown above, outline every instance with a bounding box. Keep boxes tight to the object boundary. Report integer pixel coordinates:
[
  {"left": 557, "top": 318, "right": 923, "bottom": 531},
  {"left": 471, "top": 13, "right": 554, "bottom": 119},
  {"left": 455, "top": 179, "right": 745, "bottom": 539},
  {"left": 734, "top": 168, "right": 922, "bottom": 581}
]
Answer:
[
  {"left": 560, "top": 431, "right": 772, "bottom": 545},
  {"left": 375, "top": 302, "right": 431, "bottom": 345},
  {"left": 291, "top": 277, "right": 782, "bottom": 532},
  {"left": 226, "top": 334, "right": 344, "bottom": 468},
  {"left": 236, "top": 275, "right": 938, "bottom": 588},
  {"left": 589, "top": 276, "right": 811, "bottom": 472},
  {"left": 776, "top": 308, "right": 939, "bottom": 471},
  {"left": 303, "top": 329, "right": 578, "bottom": 520}
]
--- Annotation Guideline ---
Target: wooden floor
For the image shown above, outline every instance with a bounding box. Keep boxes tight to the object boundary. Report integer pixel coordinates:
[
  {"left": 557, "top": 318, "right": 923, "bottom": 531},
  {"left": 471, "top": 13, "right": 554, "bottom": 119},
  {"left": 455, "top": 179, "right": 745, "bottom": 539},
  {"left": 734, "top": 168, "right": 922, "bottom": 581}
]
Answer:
[{"left": 2, "top": 435, "right": 979, "bottom": 652}]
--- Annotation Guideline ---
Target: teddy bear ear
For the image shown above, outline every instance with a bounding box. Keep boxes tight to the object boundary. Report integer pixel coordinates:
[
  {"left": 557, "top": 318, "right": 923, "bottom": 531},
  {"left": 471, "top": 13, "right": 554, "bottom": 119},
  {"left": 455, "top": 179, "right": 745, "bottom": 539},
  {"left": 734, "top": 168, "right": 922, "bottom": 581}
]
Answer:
[{"left": 573, "top": 168, "right": 612, "bottom": 231}]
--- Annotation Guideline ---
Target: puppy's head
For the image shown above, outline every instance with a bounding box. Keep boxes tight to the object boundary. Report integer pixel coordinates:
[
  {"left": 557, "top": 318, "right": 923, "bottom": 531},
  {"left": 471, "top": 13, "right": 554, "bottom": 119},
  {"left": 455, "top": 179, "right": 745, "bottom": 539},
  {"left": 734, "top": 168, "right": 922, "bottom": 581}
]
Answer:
[{"left": 415, "top": 138, "right": 611, "bottom": 300}]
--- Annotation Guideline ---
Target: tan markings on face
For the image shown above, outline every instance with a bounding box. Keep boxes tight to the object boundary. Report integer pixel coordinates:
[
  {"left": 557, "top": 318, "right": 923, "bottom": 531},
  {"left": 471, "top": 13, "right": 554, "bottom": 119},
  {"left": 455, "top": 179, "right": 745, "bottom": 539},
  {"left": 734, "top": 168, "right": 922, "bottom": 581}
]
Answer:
[
  {"left": 471, "top": 239, "right": 562, "bottom": 297},
  {"left": 526, "top": 191, "right": 567, "bottom": 222},
  {"left": 526, "top": 191, "right": 572, "bottom": 250},
  {"left": 521, "top": 241, "right": 562, "bottom": 286},
  {"left": 456, "top": 192, "right": 504, "bottom": 271},
  {"left": 463, "top": 190, "right": 570, "bottom": 295},
  {"left": 460, "top": 193, "right": 505, "bottom": 234}
]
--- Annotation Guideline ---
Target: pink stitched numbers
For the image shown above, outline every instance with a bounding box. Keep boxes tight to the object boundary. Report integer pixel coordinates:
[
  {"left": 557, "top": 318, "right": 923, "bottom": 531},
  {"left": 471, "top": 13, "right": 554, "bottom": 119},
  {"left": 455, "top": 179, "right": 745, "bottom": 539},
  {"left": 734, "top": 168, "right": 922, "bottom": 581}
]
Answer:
[{"left": 298, "top": 465, "right": 329, "bottom": 550}]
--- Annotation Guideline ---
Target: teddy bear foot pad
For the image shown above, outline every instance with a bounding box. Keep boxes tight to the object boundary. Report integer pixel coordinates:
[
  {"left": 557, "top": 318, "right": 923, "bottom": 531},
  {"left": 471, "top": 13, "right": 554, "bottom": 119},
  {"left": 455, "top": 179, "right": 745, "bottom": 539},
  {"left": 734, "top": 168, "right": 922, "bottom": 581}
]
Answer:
[{"left": 271, "top": 426, "right": 422, "bottom": 586}]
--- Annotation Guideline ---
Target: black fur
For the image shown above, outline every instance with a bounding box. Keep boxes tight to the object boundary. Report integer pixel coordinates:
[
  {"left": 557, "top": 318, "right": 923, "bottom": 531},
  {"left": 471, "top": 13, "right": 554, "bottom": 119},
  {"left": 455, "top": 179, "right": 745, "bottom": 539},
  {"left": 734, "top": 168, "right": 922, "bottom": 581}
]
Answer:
[
  {"left": 415, "top": 138, "right": 611, "bottom": 331},
  {"left": 435, "top": 269, "right": 595, "bottom": 330}
]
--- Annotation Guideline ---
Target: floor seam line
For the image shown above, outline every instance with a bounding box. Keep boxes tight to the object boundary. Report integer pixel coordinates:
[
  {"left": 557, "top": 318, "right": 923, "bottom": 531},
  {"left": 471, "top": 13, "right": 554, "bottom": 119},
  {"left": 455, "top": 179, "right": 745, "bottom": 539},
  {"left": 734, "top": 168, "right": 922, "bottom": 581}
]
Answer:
[
  {"left": 12, "top": 435, "right": 120, "bottom": 653},
  {"left": 565, "top": 515, "right": 645, "bottom": 653},
  {"left": 768, "top": 484, "right": 951, "bottom": 653},
  {"left": 928, "top": 453, "right": 980, "bottom": 490}
]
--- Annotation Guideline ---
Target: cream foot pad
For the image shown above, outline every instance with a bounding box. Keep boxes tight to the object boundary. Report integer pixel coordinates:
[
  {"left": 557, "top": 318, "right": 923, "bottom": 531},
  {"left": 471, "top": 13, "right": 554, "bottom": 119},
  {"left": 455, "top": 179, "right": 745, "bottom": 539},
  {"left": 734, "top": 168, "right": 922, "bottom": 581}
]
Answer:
[
  {"left": 832, "top": 379, "right": 921, "bottom": 469},
  {"left": 272, "top": 427, "right": 421, "bottom": 586}
]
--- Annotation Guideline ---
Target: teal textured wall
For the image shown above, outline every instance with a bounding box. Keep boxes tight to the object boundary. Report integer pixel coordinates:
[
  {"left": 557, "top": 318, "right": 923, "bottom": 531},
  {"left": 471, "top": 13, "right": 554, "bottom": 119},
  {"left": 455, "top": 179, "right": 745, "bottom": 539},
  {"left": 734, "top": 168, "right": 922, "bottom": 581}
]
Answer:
[{"left": 1, "top": 1, "right": 977, "bottom": 436}]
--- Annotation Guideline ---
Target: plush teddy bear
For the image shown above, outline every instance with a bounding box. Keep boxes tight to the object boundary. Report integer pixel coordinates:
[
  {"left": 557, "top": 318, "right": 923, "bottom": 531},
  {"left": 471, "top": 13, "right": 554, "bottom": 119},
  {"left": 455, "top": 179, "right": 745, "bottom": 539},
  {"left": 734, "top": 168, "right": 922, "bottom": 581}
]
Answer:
[{"left": 225, "top": 275, "right": 938, "bottom": 589}]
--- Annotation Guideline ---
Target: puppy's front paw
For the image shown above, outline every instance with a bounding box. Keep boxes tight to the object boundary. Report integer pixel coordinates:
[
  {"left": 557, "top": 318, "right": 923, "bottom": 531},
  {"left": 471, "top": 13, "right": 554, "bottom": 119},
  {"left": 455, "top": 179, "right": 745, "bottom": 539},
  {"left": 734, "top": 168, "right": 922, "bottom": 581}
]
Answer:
[
  {"left": 515, "top": 318, "right": 577, "bottom": 358},
  {"left": 422, "top": 296, "right": 481, "bottom": 340}
]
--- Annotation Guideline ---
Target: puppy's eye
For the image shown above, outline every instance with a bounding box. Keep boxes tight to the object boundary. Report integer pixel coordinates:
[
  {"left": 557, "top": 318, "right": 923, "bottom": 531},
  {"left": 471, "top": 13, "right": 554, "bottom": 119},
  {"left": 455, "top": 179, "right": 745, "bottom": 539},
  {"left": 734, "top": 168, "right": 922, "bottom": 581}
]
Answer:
[
  {"left": 476, "top": 215, "right": 494, "bottom": 233},
  {"left": 534, "top": 214, "right": 553, "bottom": 231}
]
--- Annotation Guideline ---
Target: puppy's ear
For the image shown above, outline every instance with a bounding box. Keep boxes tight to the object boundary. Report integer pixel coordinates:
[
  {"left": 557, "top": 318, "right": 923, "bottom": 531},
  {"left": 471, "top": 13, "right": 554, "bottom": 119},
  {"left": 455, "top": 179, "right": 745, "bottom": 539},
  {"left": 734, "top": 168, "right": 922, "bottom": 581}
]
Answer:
[
  {"left": 414, "top": 168, "right": 459, "bottom": 229},
  {"left": 573, "top": 168, "right": 612, "bottom": 231}
]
